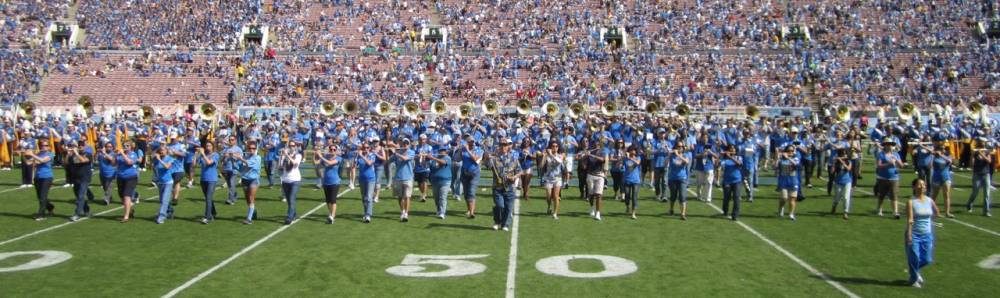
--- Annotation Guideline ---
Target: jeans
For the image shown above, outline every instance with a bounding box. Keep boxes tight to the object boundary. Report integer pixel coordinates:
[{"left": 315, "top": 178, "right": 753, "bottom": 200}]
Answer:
[
  {"left": 653, "top": 167, "right": 667, "bottom": 200},
  {"left": 282, "top": 181, "right": 301, "bottom": 222},
  {"left": 668, "top": 179, "right": 687, "bottom": 202},
  {"left": 432, "top": 182, "right": 450, "bottom": 216},
  {"left": 461, "top": 171, "right": 480, "bottom": 201},
  {"left": 156, "top": 182, "right": 174, "bottom": 222},
  {"left": 492, "top": 188, "right": 515, "bottom": 228},
  {"left": 201, "top": 181, "right": 218, "bottom": 219},
  {"left": 722, "top": 183, "right": 741, "bottom": 219},
  {"left": 264, "top": 160, "right": 276, "bottom": 186},
  {"left": 906, "top": 233, "right": 934, "bottom": 284},
  {"left": 73, "top": 179, "right": 92, "bottom": 216},
  {"left": 222, "top": 171, "right": 238, "bottom": 203},
  {"left": 360, "top": 180, "right": 376, "bottom": 218},
  {"left": 742, "top": 167, "right": 756, "bottom": 201},
  {"left": 624, "top": 183, "right": 639, "bottom": 211},
  {"left": 450, "top": 165, "right": 463, "bottom": 197},
  {"left": 832, "top": 182, "right": 852, "bottom": 213},
  {"left": 967, "top": 173, "right": 992, "bottom": 215},
  {"left": 100, "top": 175, "right": 115, "bottom": 202},
  {"left": 33, "top": 177, "right": 53, "bottom": 215}
]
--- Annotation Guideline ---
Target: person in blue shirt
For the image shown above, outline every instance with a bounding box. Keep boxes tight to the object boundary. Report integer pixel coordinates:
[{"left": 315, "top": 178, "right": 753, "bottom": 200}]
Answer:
[
  {"left": 876, "top": 138, "right": 903, "bottom": 219},
  {"left": 775, "top": 144, "right": 801, "bottom": 219},
  {"left": 116, "top": 142, "right": 140, "bottom": 223},
  {"left": 197, "top": 142, "right": 220, "bottom": 224},
  {"left": 167, "top": 135, "right": 187, "bottom": 207},
  {"left": 929, "top": 145, "right": 954, "bottom": 218},
  {"left": 391, "top": 139, "right": 416, "bottom": 222},
  {"left": 263, "top": 129, "right": 281, "bottom": 188},
  {"left": 609, "top": 140, "right": 627, "bottom": 202},
  {"left": 460, "top": 135, "right": 483, "bottom": 218},
  {"left": 719, "top": 144, "right": 744, "bottom": 221},
  {"left": 413, "top": 134, "right": 434, "bottom": 203},
  {"left": 517, "top": 140, "right": 538, "bottom": 201},
  {"left": 221, "top": 136, "right": 243, "bottom": 205},
  {"left": 966, "top": 143, "right": 993, "bottom": 217},
  {"left": 26, "top": 142, "right": 55, "bottom": 221},
  {"left": 667, "top": 143, "right": 690, "bottom": 220},
  {"left": 183, "top": 129, "right": 201, "bottom": 188},
  {"left": 652, "top": 130, "right": 670, "bottom": 202},
  {"left": 357, "top": 142, "right": 379, "bottom": 223},
  {"left": 152, "top": 146, "right": 176, "bottom": 224},
  {"left": 64, "top": 140, "right": 95, "bottom": 221},
  {"left": 97, "top": 142, "right": 118, "bottom": 205},
  {"left": 317, "top": 144, "right": 342, "bottom": 224},
  {"left": 692, "top": 133, "right": 717, "bottom": 203},
  {"left": 237, "top": 141, "right": 262, "bottom": 224},
  {"left": 427, "top": 147, "right": 452, "bottom": 219},
  {"left": 541, "top": 142, "right": 566, "bottom": 219},
  {"left": 913, "top": 136, "right": 934, "bottom": 195},
  {"left": 830, "top": 148, "right": 853, "bottom": 220},
  {"left": 905, "top": 178, "right": 939, "bottom": 288},
  {"left": 623, "top": 145, "right": 642, "bottom": 219}
]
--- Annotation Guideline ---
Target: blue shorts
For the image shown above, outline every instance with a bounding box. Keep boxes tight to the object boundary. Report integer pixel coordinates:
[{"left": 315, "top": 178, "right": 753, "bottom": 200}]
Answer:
[{"left": 241, "top": 179, "right": 259, "bottom": 188}]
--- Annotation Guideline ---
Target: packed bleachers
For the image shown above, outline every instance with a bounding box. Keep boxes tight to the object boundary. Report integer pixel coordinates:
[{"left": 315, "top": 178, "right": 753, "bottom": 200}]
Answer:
[{"left": 0, "top": 0, "right": 70, "bottom": 48}]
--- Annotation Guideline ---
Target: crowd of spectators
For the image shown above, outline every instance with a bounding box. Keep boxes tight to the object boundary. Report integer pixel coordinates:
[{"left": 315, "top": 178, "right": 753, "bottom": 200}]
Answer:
[
  {"left": 77, "top": 0, "right": 261, "bottom": 50},
  {"left": 1, "top": 0, "right": 70, "bottom": 48}
]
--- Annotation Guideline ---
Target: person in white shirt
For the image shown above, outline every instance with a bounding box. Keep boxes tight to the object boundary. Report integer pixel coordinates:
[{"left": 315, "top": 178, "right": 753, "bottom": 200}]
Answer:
[{"left": 279, "top": 141, "right": 303, "bottom": 225}]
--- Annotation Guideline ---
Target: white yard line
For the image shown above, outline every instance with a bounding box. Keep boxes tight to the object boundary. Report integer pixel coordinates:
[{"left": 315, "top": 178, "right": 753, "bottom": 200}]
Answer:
[
  {"left": 0, "top": 178, "right": 67, "bottom": 194},
  {"left": 0, "top": 196, "right": 156, "bottom": 247},
  {"left": 162, "top": 188, "right": 353, "bottom": 298},
  {"left": 853, "top": 186, "right": 1000, "bottom": 237},
  {"left": 505, "top": 198, "right": 521, "bottom": 298}
]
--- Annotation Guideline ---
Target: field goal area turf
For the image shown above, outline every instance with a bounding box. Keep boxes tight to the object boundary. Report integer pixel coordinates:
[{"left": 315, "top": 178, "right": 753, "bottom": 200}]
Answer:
[{"left": 0, "top": 157, "right": 997, "bottom": 297}]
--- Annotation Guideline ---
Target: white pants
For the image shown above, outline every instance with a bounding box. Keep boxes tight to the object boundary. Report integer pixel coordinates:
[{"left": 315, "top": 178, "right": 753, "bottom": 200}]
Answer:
[
  {"left": 695, "top": 170, "right": 714, "bottom": 202},
  {"left": 832, "top": 183, "right": 852, "bottom": 213}
]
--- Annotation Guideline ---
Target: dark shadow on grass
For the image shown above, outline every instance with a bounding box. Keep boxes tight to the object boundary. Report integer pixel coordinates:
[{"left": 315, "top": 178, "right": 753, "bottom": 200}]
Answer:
[
  {"left": 814, "top": 275, "right": 910, "bottom": 287},
  {"left": 425, "top": 222, "right": 493, "bottom": 231},
  {"left": 0, "top": 212, "right": 40, "bottom": 220}
]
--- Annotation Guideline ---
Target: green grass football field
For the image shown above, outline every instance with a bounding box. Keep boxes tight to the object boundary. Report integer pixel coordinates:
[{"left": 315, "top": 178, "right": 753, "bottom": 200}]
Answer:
[{"left": 0, "top": 157, "right": 997, "bottom": 298}]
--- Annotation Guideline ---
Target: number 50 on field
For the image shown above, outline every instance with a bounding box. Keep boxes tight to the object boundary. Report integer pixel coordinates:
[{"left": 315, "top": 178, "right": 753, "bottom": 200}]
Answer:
[{"left": 386, "top": 254, "right": 637, "bottom": 278}]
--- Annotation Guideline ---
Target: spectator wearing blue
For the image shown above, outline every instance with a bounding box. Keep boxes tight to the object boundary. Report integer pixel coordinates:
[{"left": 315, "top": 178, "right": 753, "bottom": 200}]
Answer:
[
  {"left": 152, "top": 146, "right": 175, "bottom": 224},
  {"left": 237, "top": 141, "right": 262, "bottom": 225},
  {"left": 97, "top": 142, "right": 118, "bottom": 205},
  {"left": 905, "top": 178, "right": 939, "bottom": 288},
  {"left": 357, "top": 142, "right": 380, "bottom": 223},
  {"left": 876, "top": 137, "right": 903, "bottom": 219},
  {"left": 930, "top": 145, "right": 954, "bottom": 218},
  {"left": 197, "top": 142, "right": 220, "bottom": 224},
  {"left": 966, "top": 141, "right": 993, "bottom": 217},
  {"left": 428, "top": 147, "right": 452, "bottom": 219},
  {"left": 116, "top": 142, "right": 140, "bottom": 223},
  {"left": 667, "top": 142, "right": 690, "bottom": 220},
  {"left": 391, "top": 138, "right": 416, "bottom": 222},
  {"left": 221, "top": 136, "right": 243, "bottom": 205},
  {"left": 27, "top": 142, "right": 55, "bottom": 221},
  {"left": 830, "top": 148, "right": 853, "bottom": 220},
  {"left": 461, "top": 135, "right": 483, "bottom": 218},
  {"left": 720, "top": 144, "right": 744, "bottom": 221},
  {"left": 623, "top": 145, "right": 642, "bottom": 219},
  {"left": 317, "top": 144, "right": 343, "bottom": 224}
]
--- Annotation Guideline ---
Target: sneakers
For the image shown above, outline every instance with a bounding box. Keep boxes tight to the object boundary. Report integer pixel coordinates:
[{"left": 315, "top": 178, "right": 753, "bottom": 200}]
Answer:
[
  {"left": 62, "top": 183, "right": 72, "bottom": 188},
  {"left": 594, "top": 213, "right": 602, "bottom": 221},
  {"left": 326, "top": 216, "right": 335, "bottom": 224},
  {"left": 502, "top": 226, "right": 510, "bottom": 232},
  {"left": 492, "top": 224, "right": 500, "bottom": 231},
  {"left": 201, "top": 218, "right": 211, "bottom": 224},
  {"left": 281, "top": 198, "right": 287, "bottom": 203},
  {"left": 630, "top": 214, "right": 637, "bottom": 220},
  {"left": 420, "top": 196, "right": 426, "bottom": 202},
  {"left": 103, "top": 199, "right": 111, "bottom": 206},
  {"left": 454, "top": 194, "right": 462, "bottom": 201},
  {"left": 283, "top": 219, "right": 293, "bottom": 225},
  {"left": 438, "top": 214, "right": 445, "bottom": 219},
  {"left": 69, "top": 215, "right": 80, "bottom": 222},
  {"left": 363, "top": 216, "right": 371, "bottom": 223},
  {"left": 224, "top": 200, "right": 235, "bottom": 205},
  {"left": 349, "top": 184, "right": 356, "bottom": 190},
  {"left": 187, "top": 181, "right": 194, "bottom": 188},
  {"left": 400, "top": 213, "right": 409, "bottom": 222},
  {"left": 877, "top": 210, "right": 884, "bottom": 217},
  {"left": 894, "top": 213, "right": 901, "bottom": 220},
  {"left": 789, "top": 214, "right": 796, "bottom": 221},
  {"left": 552, "top": 214, "right": 558, "bottom": 220}
]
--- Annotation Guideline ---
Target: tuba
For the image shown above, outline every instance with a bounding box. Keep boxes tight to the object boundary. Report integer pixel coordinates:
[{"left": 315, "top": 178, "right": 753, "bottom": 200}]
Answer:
[
  {"left": 645, "top": 101, "right": 660, "bottom": 114},
  {"left": 568, "top": 103, "right": 586, "bottom": 119},
  {"left": 601, "top": 101, "right": 617, "bottom": 116},
  {"left": 459, "top": 103, "right": 473, "bottom": 119},
  {"left": 745, "top": 105, "right": 760, "bottom": 120},
  {"left": 876, "top": 107, "right": 886, "bottom": 123},
  {"left": 320, "top": 101, "right": 336, "bottom": 116},
  {"left": 542, "top": 101, "right": 559, "bottom": 117},
  {"left": 140, "top": 105, "right": 155, "bottom": 123},
  {"left": 374, "top": 100, "right": 391, "bottom": 116},
  {"left": 17, "top": 102, "right": 36, "bottom": 120},
  {"left": 403, "top": 102, "right": 420, "bottom": 118},
  {"left": 200, "top": 103, "right": 217, "bottom": 120},
  {"left": 343, "top": 100, "right": 361, "bottom": 115},
  {"left": 482, "top": 99, "right": 499, "bottom": 115},
  {"left": 835, "top": 105, "right": 851, "bottom": 123},
  {"left": 676, "top": 103, "right": 690, "bottom": 118},
  {"left": 896, "top": 102, "right": 916, "bottom": 124},
  {"left": 968, "top": 101, "right": 984, "bottom": 121},
  {"left": 516, "top": 99, "right": 532, "bottom": 115},
  {"left": 431, "top": 100, "right": 447, "bottom": 115},
  {"left": 78, "top": 96, "right": 94, "bottom": 116}
]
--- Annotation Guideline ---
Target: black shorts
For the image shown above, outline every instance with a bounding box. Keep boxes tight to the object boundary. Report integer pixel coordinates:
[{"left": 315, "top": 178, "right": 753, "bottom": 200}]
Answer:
[
  {"left": 183, "top": 162, "right": 193, "bottom": 175},
  {"left": 415, "top": 172, "right": 431, "bottom": 184},
  {"left": 323, "top": 184, "right": 341, "bottom": 203},
  {"left": 172, "top": 172, "right": 184, "bottom": 183},
  {"left": 117, "top": 177, "right": 138, "bottom": 199},
  {"left": 641, "top": 158, "right": 652, "bottom": 172}
]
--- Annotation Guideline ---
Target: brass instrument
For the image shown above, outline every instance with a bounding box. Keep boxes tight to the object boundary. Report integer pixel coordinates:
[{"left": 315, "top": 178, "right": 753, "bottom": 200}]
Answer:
[
  {"left": 482, "top": 99, "right": 499, "bottom": 115},
  {"left": 320, "top": 101, "right": 337, "bottom": 116},
  {"left": 17, "top": 102, "right": 36, "bottom": 120},
  {"left": 459, "top": 103, "right": 473, "bottom": 119},
  {"left": 645, "top": 101, "right": 660, "bottom": 114},
  {"left": 932, "top": 104, "right": 944, "bottom": 116},
  {"left": 675, "top": 103, "right": 690, "bottom": 118},
  {"left": 968, "top": 101, "right": 984, "bottom": 121},
  {"left": 78, "top": 96, "right": 94, "bottom": 116},
  {"left": 140, "top": 105, "right": 155, "bottom": 123},
  {"left": 403, "top": 102, "right": 420, "bottom": 118},
  {"left": 200, "top": 103, "right": 217, "bottom": 120},
  {"left": 542, "top": 101, "right": 559, "bottom": 117},
  {"left": 374, "top": 101, "right": 390, "bottom": 116},
  {"left": 746, "top": 105, "right": 760, "bottom": 120},
  {"left": 944, "top": 105, "right": 954, "bottom": 121},
  {"left": 896, "top": 102, "right": 916, "bottom": 124},
  {"left": 516, "top": 99, "right": 532, "bottom": 115},
  {"left": 431, "top": 100, "right": 447, "bottom": 115},
  {"left": 601, "top": 101, "right": 617, "bottom": 116},
  {"left": 835, "top": 105, "right": 850, "bottom": 123},
  {"left": 876, "top": 107, "right": 886, "bottom": 123},
  {"left": 568, "top": 103, "right": 585, "bottom": 119},
  {"left": 344, "top": 100, "right": 361, "bottom": 115}
]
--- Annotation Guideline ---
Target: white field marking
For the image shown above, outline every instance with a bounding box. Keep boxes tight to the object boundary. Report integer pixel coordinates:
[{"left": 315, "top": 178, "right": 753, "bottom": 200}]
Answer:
[
  {"left": 842, "top": 183, "right": 1000, "bottom": 238},
  {"left": 979, "top": 254, "right": 1000, "bottom": 270},
  {"left": 505, "top": 197, "right": 521, "bottom": 298},
  {"left": 0, "top": 250, "right": 72, "bottom": 272},
  {"left": 534, "top": 255, "right": 637, "bottom": 278},
  {"left": 0, "top": 196, "right": 157, "bottom": 247},
  {"left": 162, "top": 188, "right": 353, "bottom": 298},
  {"left": 0, "top": 178, "right": 67, "bottom": 194},
  {"left": 695, "top": 196, "right": 860, "bottom": 298}
]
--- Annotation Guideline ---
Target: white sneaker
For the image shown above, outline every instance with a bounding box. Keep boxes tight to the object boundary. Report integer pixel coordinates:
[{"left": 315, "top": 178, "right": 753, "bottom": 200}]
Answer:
[
  {"left": 454, "top": 194, "right": 462, "bottom": 201},
  {"left": 779, "top": 207, "right": 785, "bottom": 217},
  {"left": 187, "top": 181, "right": 193, "bottom": 188},
  {"left": 877, "top": 210, "right": 884, "bottom": 217},
  {"left": 62, "top": 184, "right": 72, "bottom": 188},
  {"left": 789, "top": 214, "right": 796, "bottom": 221},
  {"left": 595, "top": 213, "right": 602, "bottom": 221},
  {"left": 589, "top": 209, "right": 596, "bottom": 217},
  {"left": 502, "top": 226, "right": 509, "bottom": 232},
  {"left": 438, "top": 214, "right": 445, "bottom": 219},
  {"left": 552, "top": 214, "right": 558, "bottom": 220},
  {"left": 349, "top": 184, "right": 356, "bottom": 190},
  {"left": 492, "top": 224, "right": 499, "bottom": 231}
]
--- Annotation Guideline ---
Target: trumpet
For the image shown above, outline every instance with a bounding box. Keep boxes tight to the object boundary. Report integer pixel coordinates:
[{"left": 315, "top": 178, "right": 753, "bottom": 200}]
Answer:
[
  {"left": 78, "top": 96, "right": 94, "bottom": 117},
  {"left": 140, "top": 105, "right": 155, "bottom": 123},
  {"left": 431, "top": 100, "right": 447, "bottom": 115},
  {"left": 200, "top": 103, "right": 217, "bottom": 119},
  {"left": 542, "top": 101, "right": 559, "bottom": 117},
  {"left": 601, "top": 101, "right": 617, "bottom": 116},
  {"left": 568, "top": 103, "right": 586, "bottom": 119},
  {"left": 343, "top": 100, "right": 361, "bottom": 115},
  {"left": 745, "top": 105, "right": 760, "bottom": 120},
  {"left": 17, "top": 102, "right": 36, "bottom": 120},
  {"left": 459, "top": 103, "right": 473, "bottom": 119},
  {"left": 516, "top": 99, "right": 532, "bottom": 115},
  {"left": 320, "top": 101, "right": 337, "bottom": 116},
  {"left": 403, "top": 102, "right": 420, "bottom": 118},
  {"left": 374, "top": 100, "right": 390, "bottom": 116},
  {"left": 482, "top": 99, "right": 499, "bottom": 115}
]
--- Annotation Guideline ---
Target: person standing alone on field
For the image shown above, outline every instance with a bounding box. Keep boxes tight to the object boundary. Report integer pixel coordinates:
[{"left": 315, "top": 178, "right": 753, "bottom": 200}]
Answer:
[{"left": 905, "top": 178, "right": 938, "bottom": 288}]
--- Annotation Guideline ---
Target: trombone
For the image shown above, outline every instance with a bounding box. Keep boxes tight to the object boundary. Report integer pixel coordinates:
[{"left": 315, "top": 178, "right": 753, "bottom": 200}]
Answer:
[
  {"left": 343, "top": 100, "right": 361, "bottom": 115},
  {"left": 568, "top": 103, "right": 586, "bottom": 119},
  {"left": 431, "top": 100, "right": 447, "bottom": 115},
  {"left": 542, "top": 101, "right": 559, "bottom": 117},
  {"left": 482, "top": 99, "right": 499, "bottom": 115}
]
